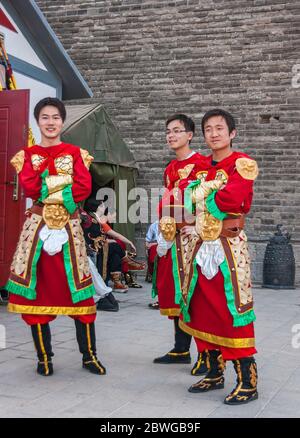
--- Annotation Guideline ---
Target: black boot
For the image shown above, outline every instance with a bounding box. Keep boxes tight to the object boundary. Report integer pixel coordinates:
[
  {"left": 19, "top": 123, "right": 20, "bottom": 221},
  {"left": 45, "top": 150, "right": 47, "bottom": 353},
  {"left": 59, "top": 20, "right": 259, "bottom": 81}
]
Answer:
[
  {"left": 153, "top": 317, "right": 192, "bottom": 364},
  {"left": 74, "top": 320, "right": 106, "bottom": 375},
  {"left": 191, "top": 350, "right": 210, "bottom": 376},
  {"left": 188, "top": 350, "right": 225, "bottom": 393},
  {"left": 31, "top": 323, "right": 54, "bottom": 376},
  {"left": 97, "top": 292, "right": 119, "bottom": 312},
  {"left": 224, "top": 357, "right": 258, "bottom": 405},
  {"left": 124, "top": 272, "right": 143, "bottom": 288}
]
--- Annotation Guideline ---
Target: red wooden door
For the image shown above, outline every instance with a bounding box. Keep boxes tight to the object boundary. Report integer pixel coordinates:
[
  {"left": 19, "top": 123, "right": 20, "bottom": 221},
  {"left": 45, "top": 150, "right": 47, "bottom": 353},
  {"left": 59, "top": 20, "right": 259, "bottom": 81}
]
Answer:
[{"left": 0, "top": 90, "right": 29, "bottom": 287}]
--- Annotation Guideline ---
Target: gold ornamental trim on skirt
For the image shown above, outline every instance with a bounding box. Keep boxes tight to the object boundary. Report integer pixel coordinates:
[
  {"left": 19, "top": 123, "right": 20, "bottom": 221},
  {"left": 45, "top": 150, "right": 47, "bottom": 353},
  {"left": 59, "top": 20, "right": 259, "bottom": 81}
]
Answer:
[
  {"left": 7, "top": 303, "right": 96, "bottom": 315},
  {"left": 160, "top": 307, "right": 181, "bottom": 317},
  {"left": 179, "top": 320, "right": 255, "bottom": 348}
]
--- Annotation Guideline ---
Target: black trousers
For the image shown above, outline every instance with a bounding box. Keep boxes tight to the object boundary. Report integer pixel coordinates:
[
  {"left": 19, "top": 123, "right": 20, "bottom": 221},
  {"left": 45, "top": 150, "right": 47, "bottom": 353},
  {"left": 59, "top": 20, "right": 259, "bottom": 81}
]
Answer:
[{"left": 97, "top": 242, "right": 126, "bottom": 283}]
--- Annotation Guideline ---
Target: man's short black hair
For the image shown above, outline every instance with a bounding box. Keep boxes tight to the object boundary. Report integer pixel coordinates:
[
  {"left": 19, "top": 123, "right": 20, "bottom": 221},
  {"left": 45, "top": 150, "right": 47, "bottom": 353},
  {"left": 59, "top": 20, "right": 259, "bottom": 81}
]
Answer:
[
  {"left": 34, "top": 97, "right": 66, "bottom": 122},
  {"left": 166, "top": 113, "right": 195, "bottom": 134},
  {"left": 201, "top": 109, "right": 236, "bottom": 135},
  {"left": 84, "top": 198, "right": 100, "bottom": 213},
  {"left": 84, "top": 198, "right": 108, "bottom": 215}
]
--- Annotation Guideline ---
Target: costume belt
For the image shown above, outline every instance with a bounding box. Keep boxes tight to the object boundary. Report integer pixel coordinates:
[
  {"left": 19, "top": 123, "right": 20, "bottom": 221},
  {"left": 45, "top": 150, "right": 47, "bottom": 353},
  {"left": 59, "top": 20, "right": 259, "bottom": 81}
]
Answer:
[
  {"left": 28, "top": 203, "right": 78, "bottom": 230},
  {"left": 29, "top": 203, "right": 79, "bottom": 219},
  {"left": 173, "top": 215, "right": 244, "bottom": 237}
]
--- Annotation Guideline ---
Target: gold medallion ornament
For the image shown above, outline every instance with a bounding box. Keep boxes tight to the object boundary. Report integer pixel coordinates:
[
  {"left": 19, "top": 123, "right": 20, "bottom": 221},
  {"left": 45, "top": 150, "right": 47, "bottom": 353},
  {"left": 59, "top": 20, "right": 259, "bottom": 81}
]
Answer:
[
  {"left": 235, "top": 158, "right": 259, "bottom": 181},
  {"left": 196, "top": 211, "right": 222, "bottom": 241},
  {"left": 159, "top": 216, "right": 176, "bottom": 241},
  {"left": 10, "top": 150, "right": 25, "bottom": 173},
  {"left": 43, "top": 204, "right": 70, "bottom": 230}
]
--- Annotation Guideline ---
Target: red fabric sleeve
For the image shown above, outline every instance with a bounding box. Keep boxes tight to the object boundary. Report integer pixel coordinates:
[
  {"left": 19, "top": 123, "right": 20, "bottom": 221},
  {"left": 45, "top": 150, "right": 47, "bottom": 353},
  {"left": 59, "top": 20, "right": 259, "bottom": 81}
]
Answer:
[
  {"left": 18, "top": 149, "right": 42, "bottom": 200},
  {"left": 71, "top": 150, "right": 92, "bottom": 203},
  {"left": 214, "top": 170, "right": 254, "bottom": 214},
  {"left": 101, "top": 223, "right": 112, "bottom": 233}
]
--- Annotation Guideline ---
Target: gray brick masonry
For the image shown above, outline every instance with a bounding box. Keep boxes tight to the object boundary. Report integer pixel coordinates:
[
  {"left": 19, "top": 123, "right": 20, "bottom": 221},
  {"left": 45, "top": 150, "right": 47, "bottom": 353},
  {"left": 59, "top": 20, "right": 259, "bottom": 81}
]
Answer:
[{"left": 36, "top": 0, "right": 300, "bottom": 284}]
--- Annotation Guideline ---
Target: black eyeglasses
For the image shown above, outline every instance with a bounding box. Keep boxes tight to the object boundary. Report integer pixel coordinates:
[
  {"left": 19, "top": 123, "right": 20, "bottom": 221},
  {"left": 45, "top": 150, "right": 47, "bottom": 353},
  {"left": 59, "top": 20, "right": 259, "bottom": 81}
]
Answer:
[{"left": 166, "top": 129, "right": 187, "bottom": 136}]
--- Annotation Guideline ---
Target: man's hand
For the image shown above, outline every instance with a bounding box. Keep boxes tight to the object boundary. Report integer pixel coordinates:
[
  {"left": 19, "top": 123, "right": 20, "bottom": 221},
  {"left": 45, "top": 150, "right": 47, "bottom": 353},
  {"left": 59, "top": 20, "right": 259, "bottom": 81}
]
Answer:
[
  {"left": 129, "top": 242, "right": 137, "bottom": 253},
  {"left": 193, "top": 179, "right": 223, "bottom": 203}
]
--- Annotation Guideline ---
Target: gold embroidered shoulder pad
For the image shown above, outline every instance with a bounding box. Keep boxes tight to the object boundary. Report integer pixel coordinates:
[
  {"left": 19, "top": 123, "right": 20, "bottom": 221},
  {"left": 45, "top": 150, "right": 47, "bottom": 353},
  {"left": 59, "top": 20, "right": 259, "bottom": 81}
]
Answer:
[
  {"left": 80, "top": 148, "right": 94, "bottom": 169},
  {"left": 236, "top": 158, "right": 259, "bottom": 181},
  {"left": 10, "top": 150, "right": 25, "bottom": 174},
  {"left": 178, "top": 163, "right": 195, "bottom": 179}
]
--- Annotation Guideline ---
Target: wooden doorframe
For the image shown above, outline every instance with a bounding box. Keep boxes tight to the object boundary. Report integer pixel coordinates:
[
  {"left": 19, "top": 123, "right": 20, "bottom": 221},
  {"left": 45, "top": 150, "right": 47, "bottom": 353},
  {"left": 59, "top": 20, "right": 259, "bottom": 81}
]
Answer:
[{"left": 0, "top": 89, "right": 29, "bottom": 288}]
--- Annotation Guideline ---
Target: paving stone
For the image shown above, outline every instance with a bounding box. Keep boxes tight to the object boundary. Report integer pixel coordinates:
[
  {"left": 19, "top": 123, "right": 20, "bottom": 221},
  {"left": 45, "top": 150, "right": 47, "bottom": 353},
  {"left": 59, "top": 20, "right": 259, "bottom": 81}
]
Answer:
[{"left": 0, "top": 283, "right": 299, "bottom": 417}]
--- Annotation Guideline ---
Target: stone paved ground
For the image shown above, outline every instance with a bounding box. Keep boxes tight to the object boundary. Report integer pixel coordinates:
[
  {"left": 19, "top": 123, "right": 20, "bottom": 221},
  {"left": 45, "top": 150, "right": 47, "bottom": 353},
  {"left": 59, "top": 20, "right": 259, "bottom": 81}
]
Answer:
[{"left": 0, "top": 281, "right": 300, "bottom": 418}]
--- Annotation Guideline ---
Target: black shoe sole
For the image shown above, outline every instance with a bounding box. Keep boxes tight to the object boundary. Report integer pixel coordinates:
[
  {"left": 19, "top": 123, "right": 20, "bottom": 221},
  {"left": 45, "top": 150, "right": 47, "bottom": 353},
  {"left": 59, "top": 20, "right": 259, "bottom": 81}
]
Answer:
[
  {"left": 97, "top": 307, "right": 119, "bottom": 312},
  {"left": 154, "top": 360, "right": 192, "bottom": 364},
  {"left": 82, "top": 364, "right": 106, "bottom": 375},
  {"left": 153, "top": 357, "right": 191, "bottom": 364}
]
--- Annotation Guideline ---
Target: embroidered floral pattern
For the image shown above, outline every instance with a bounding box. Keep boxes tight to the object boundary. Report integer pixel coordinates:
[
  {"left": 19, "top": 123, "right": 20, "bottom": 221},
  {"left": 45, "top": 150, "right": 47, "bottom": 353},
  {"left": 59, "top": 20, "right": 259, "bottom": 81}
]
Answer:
[
  {"left": 11, "top": 214, "right": 42, "bottom": 276},
  {"left": 228, "top": 231, "right": 253, "bottom": 306}
]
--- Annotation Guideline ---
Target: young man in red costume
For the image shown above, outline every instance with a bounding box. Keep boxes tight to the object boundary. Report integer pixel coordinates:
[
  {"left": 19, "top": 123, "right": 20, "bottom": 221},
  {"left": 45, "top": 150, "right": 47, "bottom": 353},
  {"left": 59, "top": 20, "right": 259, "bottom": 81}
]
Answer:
[
  {"left": 152, "top": 114, "right": 209, "bottom": 376},
  {"left": 179, "top": 109, "right": 259, "bottom": 404},
  {"left": 6, "top": 97, "right": 106, "bottom": 377}
]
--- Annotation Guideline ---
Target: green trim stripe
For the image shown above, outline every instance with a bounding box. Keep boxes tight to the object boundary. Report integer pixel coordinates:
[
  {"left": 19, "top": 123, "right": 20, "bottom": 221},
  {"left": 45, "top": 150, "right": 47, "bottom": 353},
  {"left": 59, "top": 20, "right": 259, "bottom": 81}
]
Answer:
[
  {"left": 5, "top": 279, "right": 37, "bottom": 300},
  {"left": 184, "top": 180, "right": 201, "bottom": 214},
  {"left": 171, "top": 242, "right": 182, "bottom": 306},
  {"left": 62, "top": 185, "right": 77, "bottom": 214},
  {"left": 219, "top": 256, "right": 256, "bottom": 327},
  {"left": 5, "top": 238, "right": 43, "bottom": 300},
  {"left": 38, "top": 169, "right": 49, "bottom": 202},
  {"left": 172, "top": 240, "right": 199, "bottom": 323},
  {"left": 179, "top": 258, "right": 198, "bottom": 323},
  {"left": 62, "top": 241, "right": 95, "bottom": 304},
  {"left": 151, "top": 256, "right": 158, "bottom": 298},
  {"left": 206, "top": 190, "right": 228, "bottom": 220}
]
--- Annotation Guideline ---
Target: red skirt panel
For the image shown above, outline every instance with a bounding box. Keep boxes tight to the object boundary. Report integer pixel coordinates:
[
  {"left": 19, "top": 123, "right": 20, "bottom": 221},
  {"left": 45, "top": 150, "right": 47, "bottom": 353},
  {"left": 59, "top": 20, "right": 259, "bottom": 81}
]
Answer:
[
  {"left": 156, "top": 251, "right": 180, "bottom": 318},
  {"left": 148, "top": 244, "right": 157, "bottom": 272},
  {"left": 180, "top": 269, "right": 256, "bottom": 360},
  {"left": 8, "top": 249, "right": 96, "bottom": 320}
]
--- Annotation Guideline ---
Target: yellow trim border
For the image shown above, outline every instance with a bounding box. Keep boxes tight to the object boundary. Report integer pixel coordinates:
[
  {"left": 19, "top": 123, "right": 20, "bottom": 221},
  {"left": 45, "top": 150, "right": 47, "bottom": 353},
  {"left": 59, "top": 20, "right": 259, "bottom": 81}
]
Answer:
[
  {"left": 160, "top": 308, "right": 181, "bottom": 317},
  {"left": 7, "top": 303, "right": 96, "bottom": 315},
  {"left": 37, "top": 323, "right": 49, "bottom": 375},
  {"left": 179, "top": 320, "right": 255, "bottom": 348}
]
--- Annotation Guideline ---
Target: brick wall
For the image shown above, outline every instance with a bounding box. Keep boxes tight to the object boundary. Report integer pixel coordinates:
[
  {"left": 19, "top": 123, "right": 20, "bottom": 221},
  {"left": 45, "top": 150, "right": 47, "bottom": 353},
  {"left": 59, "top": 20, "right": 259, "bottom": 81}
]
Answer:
[{"left": 36, "top": 0, "right": 300, "bottom": 284}]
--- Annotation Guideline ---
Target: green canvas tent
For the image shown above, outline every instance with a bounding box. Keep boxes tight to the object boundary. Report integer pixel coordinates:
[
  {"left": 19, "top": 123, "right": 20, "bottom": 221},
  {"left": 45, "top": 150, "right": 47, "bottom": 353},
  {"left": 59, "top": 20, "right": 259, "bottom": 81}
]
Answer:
[{"left": 61, "top": 104, "right": 138, "bottom": 241}]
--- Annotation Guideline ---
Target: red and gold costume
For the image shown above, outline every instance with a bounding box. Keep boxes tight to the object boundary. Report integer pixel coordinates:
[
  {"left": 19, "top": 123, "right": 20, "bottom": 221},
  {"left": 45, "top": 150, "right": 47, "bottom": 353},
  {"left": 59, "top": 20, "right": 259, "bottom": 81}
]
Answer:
[
  {"left": 154, "top": 152, "right": 206, "bottom": 317},
  {"left": 6, "top": 142, "right": 96, "bottom": 325},
  {"left": 177, "top": 151, "right": 259, "bottom": 360}
]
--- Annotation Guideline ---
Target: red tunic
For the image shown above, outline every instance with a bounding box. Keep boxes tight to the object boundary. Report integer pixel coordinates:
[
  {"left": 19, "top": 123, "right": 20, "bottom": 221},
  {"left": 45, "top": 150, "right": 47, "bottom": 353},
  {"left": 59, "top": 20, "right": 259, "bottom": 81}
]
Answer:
[
  {"left": 179, "top": 151, "right": 257, "bottom": 359},
  {"left": 7, "top": 143, "right": 96, "bottom": 325},
  {"left": 156, "top": 152, "right": 206, "bottom": 317}
]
